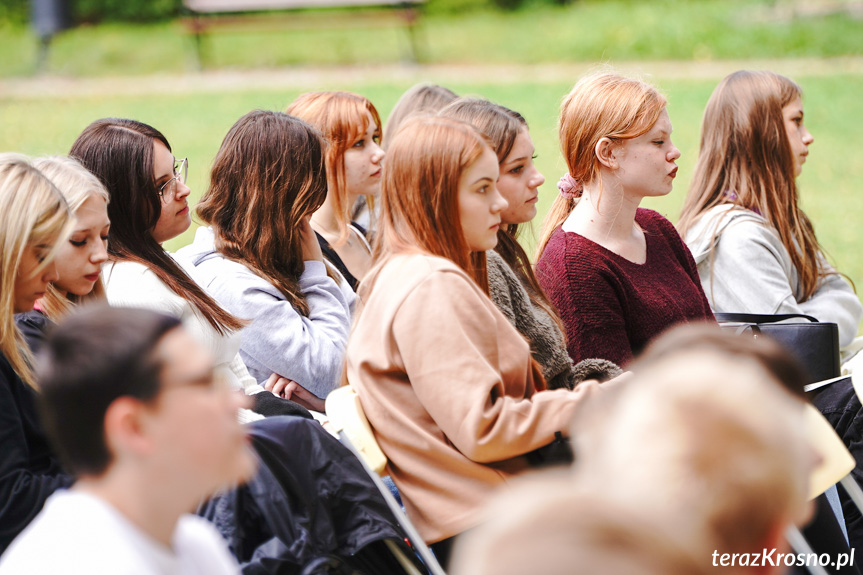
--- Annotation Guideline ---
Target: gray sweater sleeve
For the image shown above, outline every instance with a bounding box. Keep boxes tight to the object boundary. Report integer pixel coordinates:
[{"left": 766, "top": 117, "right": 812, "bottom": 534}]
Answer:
[
  {"left": 207, "top": 260, "right": 353, "bottom": 398},
  {"left": 699, "top": 217, "right": 862, "bottom": 347},
  {"left": 799, "top": 264, "right": 863, "bottom": 347}
]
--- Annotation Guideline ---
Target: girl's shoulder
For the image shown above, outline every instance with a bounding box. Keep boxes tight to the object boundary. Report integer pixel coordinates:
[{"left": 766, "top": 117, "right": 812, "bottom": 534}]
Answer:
[
  {"left": 382, "top": 252, "right": 465, "bottom": 281},
  {"left": 102, "top": 260, "right": 169, "bottom": 292},
  {"left": 635, "top": 208, "right": 677, "bottom": 234},
  {"left": 14, "top": 310, "right": 53, "bottom": 355},
  {"left": 362, "top": 253, "right": 473, "bottom": 301}
]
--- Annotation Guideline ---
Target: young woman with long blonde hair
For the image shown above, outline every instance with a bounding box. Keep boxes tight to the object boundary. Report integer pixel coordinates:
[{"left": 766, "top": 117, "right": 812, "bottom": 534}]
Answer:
[
  {"left": 15, "top": 156, "right": 110, "bottom": 352},
  {"left": 535, "top": 71, "right": 713, "bottom": 368},
  {"left": 0, "top": 153, "right": 75, "bottom": 553},
  {"left": 346, "top": 116, "right": 602, "bottom": 565},
  {"left": 286, "top": 91, "right": 385, "bottom": 289},
  {"left": 677, "top": 70, "right": 862, "bottom": 350}
]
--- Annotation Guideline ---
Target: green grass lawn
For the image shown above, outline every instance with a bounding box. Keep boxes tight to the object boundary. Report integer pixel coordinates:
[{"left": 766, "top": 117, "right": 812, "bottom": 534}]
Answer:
[
  {"left": 2, "top": 0, "right": 863, "bottom": 77},
  {"left": 3, "top": 72, "right": 862, "bottom": 290}
]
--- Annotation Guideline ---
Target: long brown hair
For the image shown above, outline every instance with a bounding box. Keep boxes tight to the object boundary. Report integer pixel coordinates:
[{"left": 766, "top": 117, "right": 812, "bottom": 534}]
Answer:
[
  {"left": 286, "top": 91, "right": 383, "bottom": 244},
  {"left": 371, "top": 116, "right": 491, "bottom": 292},
  {"left": 439, "top": 98, "right": 565, "bottom": 333},
  {"left": 677, "top": 70, "right": 827, "bottom": 300},
  {"left": 535, "top": 72, "right": 666, "bottom": 260},
  {"left": 70, "top": 118, "right": 244, "bottom": 334},
  {"left": 196, "top": 110, "right": 329, "bottom": 316},
  {"left": 0, "top": 154, "right": 73, "bottom": 389}
]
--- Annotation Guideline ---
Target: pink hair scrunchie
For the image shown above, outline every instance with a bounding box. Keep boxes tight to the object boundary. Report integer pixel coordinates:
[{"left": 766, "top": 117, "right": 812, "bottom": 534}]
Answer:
[{"left": 557, "top": 173, "right": 582, "bottom": 200}]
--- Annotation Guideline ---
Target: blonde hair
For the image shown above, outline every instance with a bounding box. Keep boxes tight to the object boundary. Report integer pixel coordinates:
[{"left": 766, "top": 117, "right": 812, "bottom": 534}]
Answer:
[
  {"left": 0, "top": 153, "right": 74, "bottom": 388},
  {"left": 677, "top": 70, "right": 826, "bottom": 300},
  {"left": 451, "top": 477, "right": 708, "bottom": 575},
  {"left": 382, "top": 83, "right": 458, "bottom": 150},
  {"left": 536, "top": 71, "right": 667, "bottom": 259},
  {"left": 286, "top": 91, "right": 383, "bottom": 245},
  {"left": 32, "top": 156, "right": 110, "bottom": 319},
  {"left": 573, "top": 325, "right": 811, "bottom": 557}
]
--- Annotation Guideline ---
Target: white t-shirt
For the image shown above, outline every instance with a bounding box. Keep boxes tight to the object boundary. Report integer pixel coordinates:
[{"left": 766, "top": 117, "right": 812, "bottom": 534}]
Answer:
[{"left": 0, "top": 490, "right": 240, "bottom": 575}]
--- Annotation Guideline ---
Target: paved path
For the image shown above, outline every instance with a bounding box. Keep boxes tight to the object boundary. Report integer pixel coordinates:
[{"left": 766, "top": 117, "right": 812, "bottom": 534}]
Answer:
[{"left": 2, "top": 57, "right": 863, "bottom": 98}]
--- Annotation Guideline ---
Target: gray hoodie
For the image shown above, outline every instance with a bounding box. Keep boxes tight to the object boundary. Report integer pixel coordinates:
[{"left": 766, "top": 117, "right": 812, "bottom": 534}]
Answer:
[
  {"left": 684, "top": 204, "right": 862, "bottom": 347},
  {"left": 176, "top": 227, "right": 355, "bottom": 398}
]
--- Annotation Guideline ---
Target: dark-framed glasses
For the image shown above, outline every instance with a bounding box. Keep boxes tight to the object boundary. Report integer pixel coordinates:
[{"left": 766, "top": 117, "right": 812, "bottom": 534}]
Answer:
[{"left": 157, "top": 157, "right": 188, "bottom": 203}]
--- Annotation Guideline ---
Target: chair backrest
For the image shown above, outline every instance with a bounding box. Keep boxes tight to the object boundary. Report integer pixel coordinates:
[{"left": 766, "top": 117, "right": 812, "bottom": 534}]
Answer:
[
  {"left": 326, "top": 386, "right": 447, "bottom": 575},
  {"left": 805, "top": 403, "right": 856, "bottom": 500},
  {"left": 326, "top": 385, "right": 388, "bottom": 475}
]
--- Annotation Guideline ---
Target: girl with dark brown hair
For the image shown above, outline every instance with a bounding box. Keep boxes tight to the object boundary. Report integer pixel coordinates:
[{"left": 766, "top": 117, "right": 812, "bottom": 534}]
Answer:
[
  {"left": 438, "top": 98, "right": 612, "bottom": 390},
  {"left": 178, "top": 111, "right": 353, "bottom": 411},
  {"left": 70, "top": 118, "right": 267, "bottom": 420}
]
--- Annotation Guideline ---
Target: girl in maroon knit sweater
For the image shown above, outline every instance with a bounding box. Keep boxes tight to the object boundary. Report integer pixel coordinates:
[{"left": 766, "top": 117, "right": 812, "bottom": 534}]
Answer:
[{"left": 535, "top": 72, "right": 714, "bottom": 367}]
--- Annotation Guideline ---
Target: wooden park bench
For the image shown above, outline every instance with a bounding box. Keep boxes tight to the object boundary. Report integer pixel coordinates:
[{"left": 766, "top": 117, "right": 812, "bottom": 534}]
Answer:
[{"left": 181, "top": 0, "right": 426, "bottom": 68}]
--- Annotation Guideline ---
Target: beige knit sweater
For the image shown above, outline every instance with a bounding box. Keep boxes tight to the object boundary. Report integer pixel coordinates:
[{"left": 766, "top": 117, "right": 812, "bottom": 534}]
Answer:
[{"left": 346, "top": 253, "right": 593, "bottom": 543}]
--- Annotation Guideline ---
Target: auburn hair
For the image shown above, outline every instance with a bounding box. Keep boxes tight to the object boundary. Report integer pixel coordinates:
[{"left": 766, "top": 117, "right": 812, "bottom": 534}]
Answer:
[
  {"left": 677, "top": 70, "right": 827, "bottom": 300},
  {"left": 286, "top": 91, "right": 382, "bottom": 245},
  {"left": 536, "top": 71, "right": 666, "bottom": 259},
  {"left": 196, "top": 110, "right": 329, "bottom": 316},
  {"left": 371, "top": 116, "right": 491, "bottom": 292},
  {"left": 70, "top": 118, "right": 244, "bottom": 334}
]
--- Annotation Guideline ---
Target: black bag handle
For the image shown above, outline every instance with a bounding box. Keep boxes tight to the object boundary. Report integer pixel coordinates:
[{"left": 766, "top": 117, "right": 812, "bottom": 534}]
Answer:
[{"left": 714, "top": 312, "right": 820, "bottom": 324}]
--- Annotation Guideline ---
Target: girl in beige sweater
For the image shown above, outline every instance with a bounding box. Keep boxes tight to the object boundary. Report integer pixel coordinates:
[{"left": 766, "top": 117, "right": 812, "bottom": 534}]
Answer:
[{"left": 344, "top": 116, "right": 602, "bottom": 564}]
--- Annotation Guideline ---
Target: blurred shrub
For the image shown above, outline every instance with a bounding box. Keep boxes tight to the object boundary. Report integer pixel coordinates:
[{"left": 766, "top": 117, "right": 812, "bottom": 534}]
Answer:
[
  {"left": 73, "top": 0, "right": 182, "bottom": 22},
  {"left": 426, "top": 0, "right": 490, "bottom": 14},
  {"left": 0, "top": 0, "right": 29, "bottom": 25}
]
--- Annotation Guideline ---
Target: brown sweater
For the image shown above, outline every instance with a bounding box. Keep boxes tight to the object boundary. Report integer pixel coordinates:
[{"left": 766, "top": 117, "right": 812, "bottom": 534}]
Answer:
[{"left": 346, "top": 253, "right": 591, "bottom": 543}]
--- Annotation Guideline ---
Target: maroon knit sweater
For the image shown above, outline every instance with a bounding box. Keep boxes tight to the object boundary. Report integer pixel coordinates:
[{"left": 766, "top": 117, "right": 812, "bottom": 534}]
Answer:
[{"left": 536, "top": 208, "right": 714, "bottom": 367}]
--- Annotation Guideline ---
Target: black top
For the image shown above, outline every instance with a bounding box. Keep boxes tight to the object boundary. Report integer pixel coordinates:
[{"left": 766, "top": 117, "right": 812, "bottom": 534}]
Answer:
[
  {"left": 315, "top": 222, "right": 369, "bottom": 291},
  {"left": 1, "top": 312, "right": 73, "bottom": 554},
  {"left": 15, "top": 310, "right": 52, "bottom": 355}
]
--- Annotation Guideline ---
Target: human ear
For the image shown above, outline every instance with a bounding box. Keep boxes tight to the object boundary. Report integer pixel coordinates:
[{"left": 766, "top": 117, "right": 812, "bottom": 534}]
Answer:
[
  {"left": 595, "top": 137, "right": 618, "bottom": 169},
  {"left": 103, "top": 397, "right": 154, "bottom": 459}
]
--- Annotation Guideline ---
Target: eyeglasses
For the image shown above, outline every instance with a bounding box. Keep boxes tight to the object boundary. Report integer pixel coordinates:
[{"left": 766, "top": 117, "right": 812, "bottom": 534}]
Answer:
[
  {"left": 157, "top": 157, "right": 188, "bottom": 203},
  {"left": 162, "top": 369, "right": 232, "bottom": 395}
]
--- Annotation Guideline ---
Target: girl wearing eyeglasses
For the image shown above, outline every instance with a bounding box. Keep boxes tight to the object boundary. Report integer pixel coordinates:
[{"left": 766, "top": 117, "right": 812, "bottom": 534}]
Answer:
[{"left": 69, "top": 118, "right": 282, "bottom": 421}]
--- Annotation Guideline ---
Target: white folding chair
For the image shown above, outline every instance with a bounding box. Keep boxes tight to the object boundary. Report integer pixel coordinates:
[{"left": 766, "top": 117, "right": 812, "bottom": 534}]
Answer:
[
  {"left": 326, "top": 386, "right": 447, "bottom": 575},
  {"left": 788, "top": 403, "right": 861, "bottom": 575}
]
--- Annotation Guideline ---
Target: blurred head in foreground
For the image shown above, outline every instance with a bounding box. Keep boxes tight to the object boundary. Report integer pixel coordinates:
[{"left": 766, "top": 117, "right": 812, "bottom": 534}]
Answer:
[
  {"left": 572, "top": 324, "right": 813, "bottom": 565},
  {"left": 38, "top": 306, "right": 256, "bottom": 498},
  {"left": 450, "top": 475, "right": 709, "bottom": 575}
]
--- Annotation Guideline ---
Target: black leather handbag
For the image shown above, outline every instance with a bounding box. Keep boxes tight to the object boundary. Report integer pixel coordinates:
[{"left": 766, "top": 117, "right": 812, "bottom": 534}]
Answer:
[{"left": 715, "top": 313, "right": 840, "bottom": 383}]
